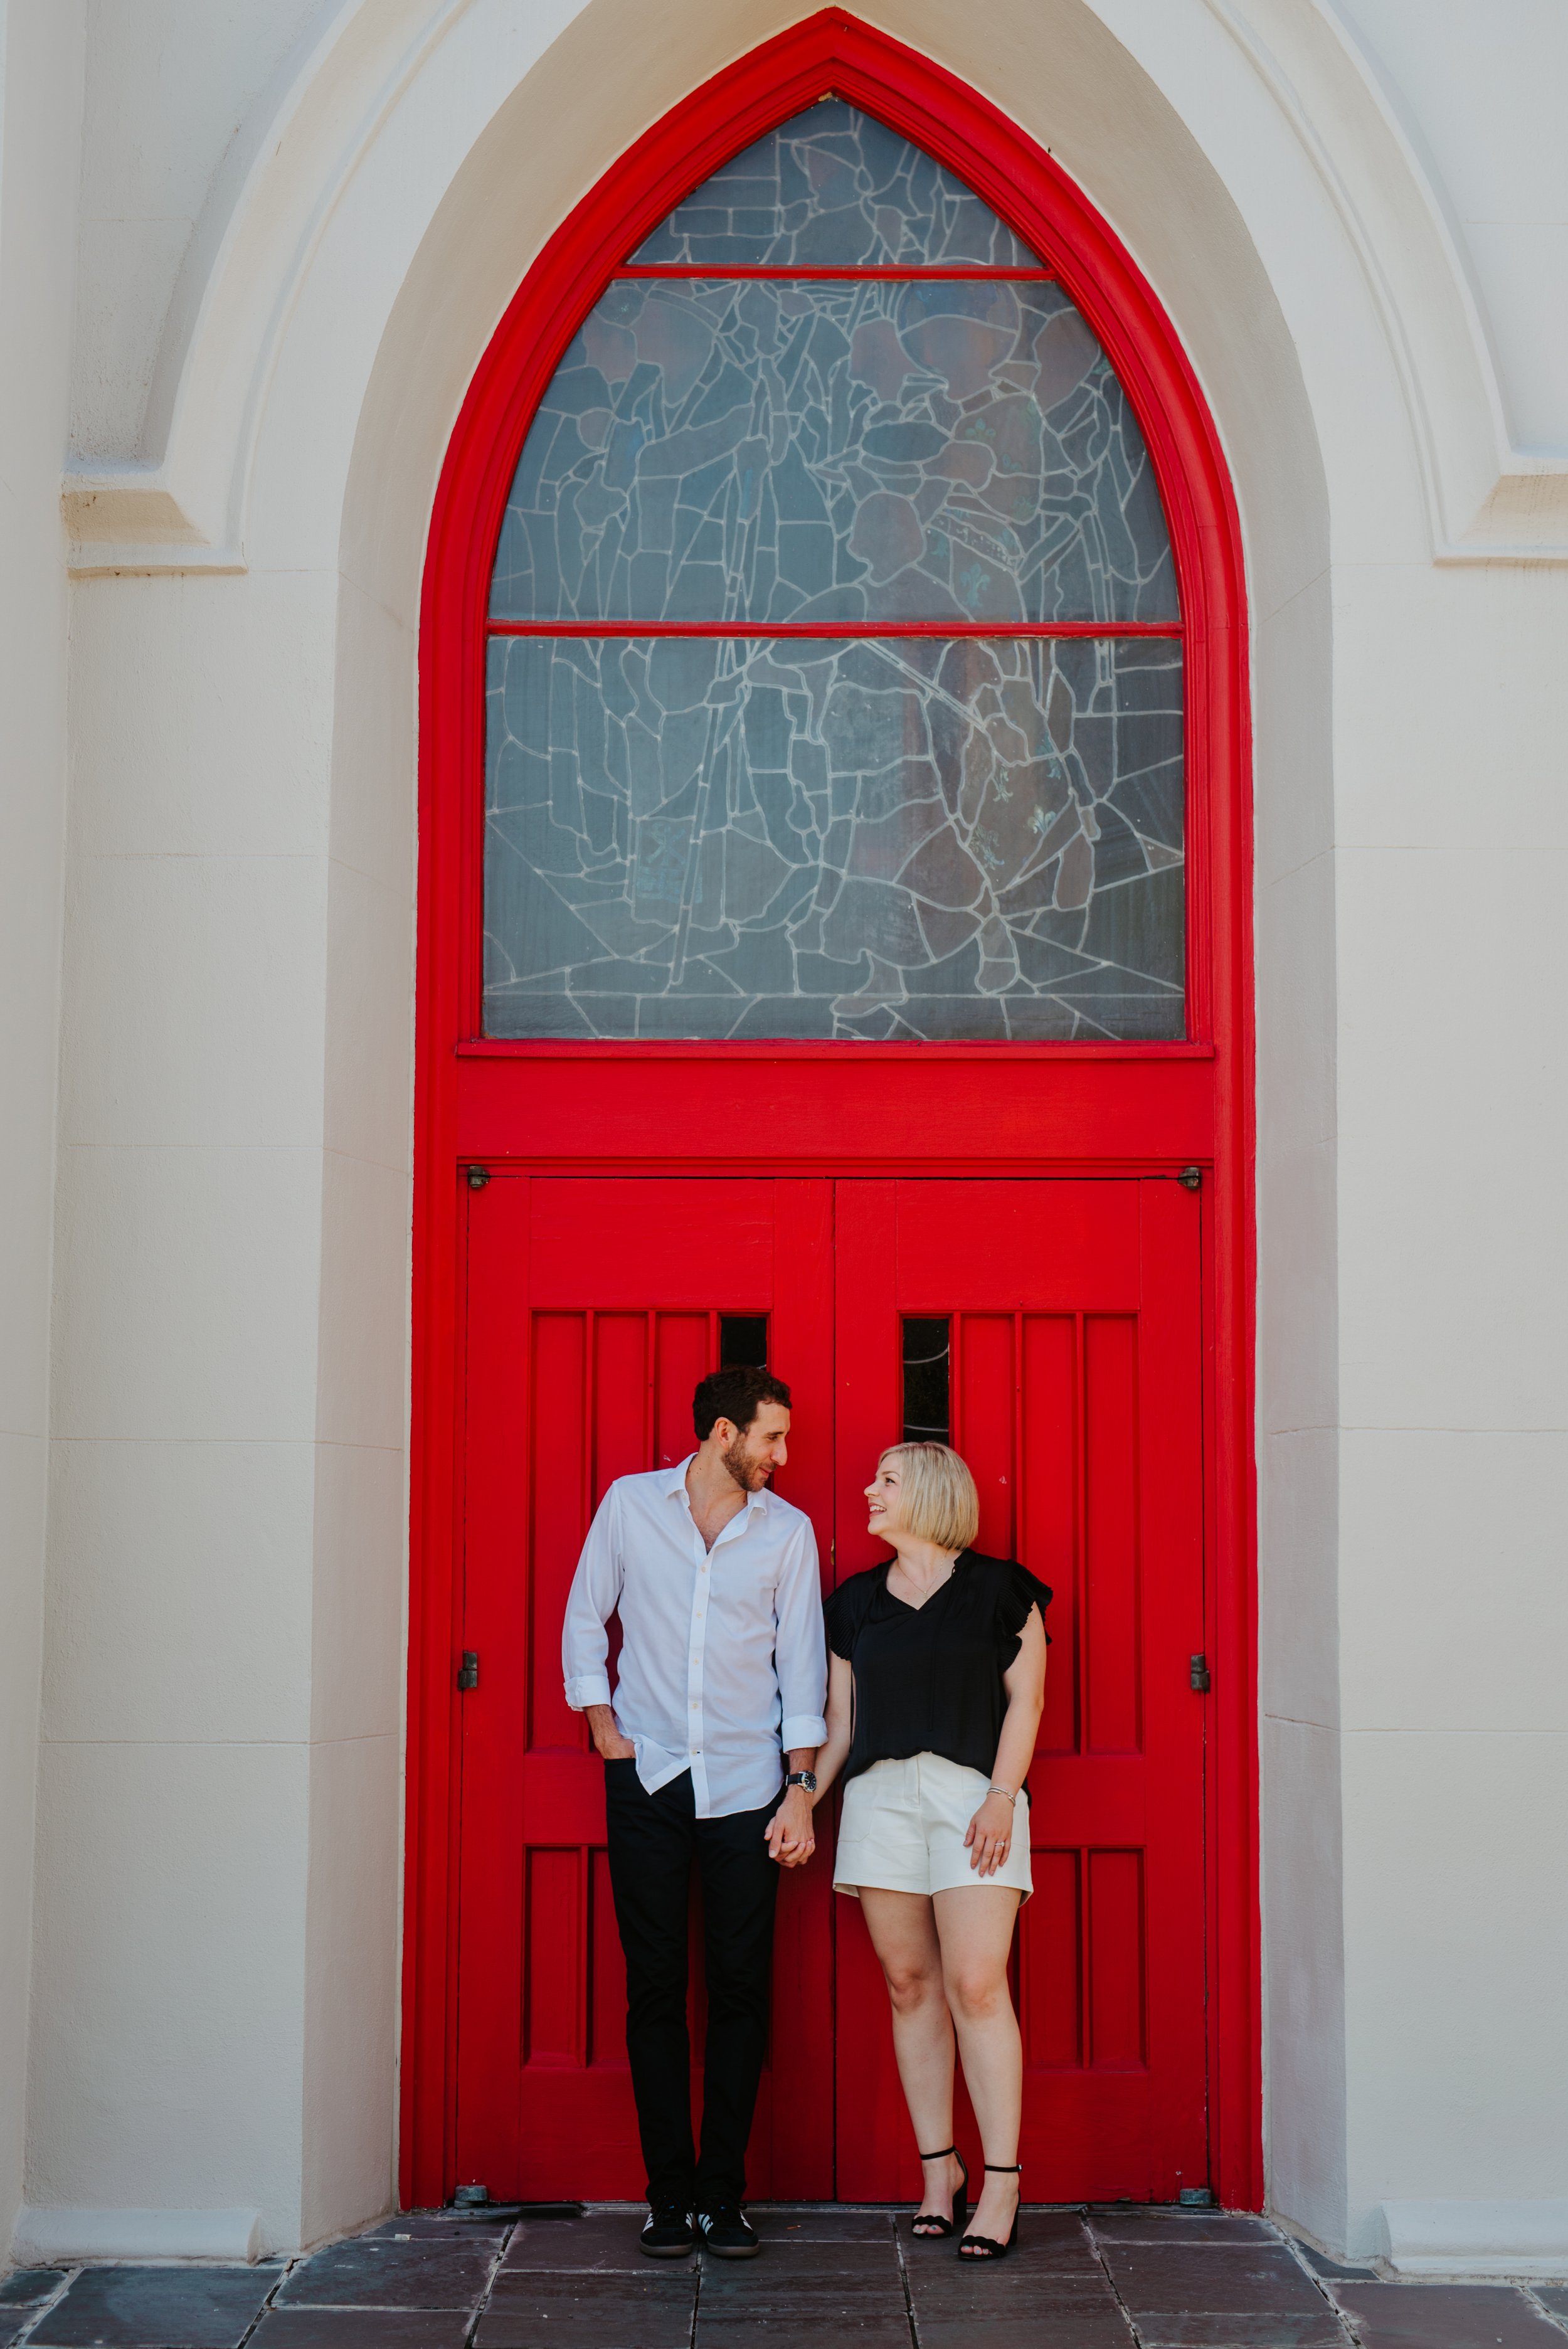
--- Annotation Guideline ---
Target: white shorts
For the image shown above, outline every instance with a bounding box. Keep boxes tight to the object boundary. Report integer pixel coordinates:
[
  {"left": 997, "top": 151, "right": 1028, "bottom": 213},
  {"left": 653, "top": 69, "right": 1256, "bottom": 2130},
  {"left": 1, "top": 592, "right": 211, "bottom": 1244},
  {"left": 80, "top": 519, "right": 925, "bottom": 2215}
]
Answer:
[{"left": 833, "top": 1751, "right": 1032, "bottom": 1902}]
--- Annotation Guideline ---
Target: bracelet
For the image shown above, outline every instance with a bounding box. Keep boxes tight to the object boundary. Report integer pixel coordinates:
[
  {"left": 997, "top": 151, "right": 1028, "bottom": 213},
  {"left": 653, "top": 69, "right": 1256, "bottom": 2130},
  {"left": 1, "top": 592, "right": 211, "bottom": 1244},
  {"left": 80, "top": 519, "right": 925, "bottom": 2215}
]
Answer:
[{"left": 987, "top": 1783, "right": 1017, "bottom": 1805}]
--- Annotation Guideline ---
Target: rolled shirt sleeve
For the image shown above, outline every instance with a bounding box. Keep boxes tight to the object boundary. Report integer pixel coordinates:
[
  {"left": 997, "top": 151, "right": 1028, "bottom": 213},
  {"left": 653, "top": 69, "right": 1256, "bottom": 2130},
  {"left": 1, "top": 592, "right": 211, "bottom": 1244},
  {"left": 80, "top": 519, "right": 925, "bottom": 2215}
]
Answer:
[
  {"left": 773, "top": 1518, "right": 829, "bottom": 1751},
  {"left": 561, "top": 1484, "right": 621, "bottom": 1712}
]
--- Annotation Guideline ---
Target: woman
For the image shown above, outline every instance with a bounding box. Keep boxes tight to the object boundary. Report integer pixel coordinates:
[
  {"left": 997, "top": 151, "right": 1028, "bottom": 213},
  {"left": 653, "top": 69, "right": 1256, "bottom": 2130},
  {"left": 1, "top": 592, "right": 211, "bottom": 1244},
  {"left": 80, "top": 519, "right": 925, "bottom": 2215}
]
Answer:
[{"left": 811, "top": 1443, "right": 1049, "bottom": 2261}]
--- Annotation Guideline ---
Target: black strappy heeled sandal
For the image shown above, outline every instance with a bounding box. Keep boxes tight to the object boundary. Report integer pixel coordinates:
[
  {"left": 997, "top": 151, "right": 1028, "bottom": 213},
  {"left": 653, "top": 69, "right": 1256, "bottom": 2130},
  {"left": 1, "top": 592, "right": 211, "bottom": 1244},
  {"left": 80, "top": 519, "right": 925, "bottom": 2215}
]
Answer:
[
  {"left": 958, "top": 2163, "right": 1021, "bottom": 2260},
  {"left": 910, "top": 2145, "right": 969, "bottom": 2238}
]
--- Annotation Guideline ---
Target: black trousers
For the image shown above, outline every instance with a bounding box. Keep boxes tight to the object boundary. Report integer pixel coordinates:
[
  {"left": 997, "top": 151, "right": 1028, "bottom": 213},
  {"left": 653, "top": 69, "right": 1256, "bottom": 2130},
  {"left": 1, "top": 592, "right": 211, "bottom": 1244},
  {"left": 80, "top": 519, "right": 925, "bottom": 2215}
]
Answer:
[{"left": 603, "top": 1761, "right": 780, "bottom": 2210}]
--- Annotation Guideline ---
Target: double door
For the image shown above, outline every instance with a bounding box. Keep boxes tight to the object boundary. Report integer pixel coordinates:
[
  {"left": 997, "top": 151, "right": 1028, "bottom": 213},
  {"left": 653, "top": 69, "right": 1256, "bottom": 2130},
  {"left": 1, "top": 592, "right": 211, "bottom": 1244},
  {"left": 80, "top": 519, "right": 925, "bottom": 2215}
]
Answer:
[{"left": 455, "top": 1174, "right": 1207, "bottom": 2202}]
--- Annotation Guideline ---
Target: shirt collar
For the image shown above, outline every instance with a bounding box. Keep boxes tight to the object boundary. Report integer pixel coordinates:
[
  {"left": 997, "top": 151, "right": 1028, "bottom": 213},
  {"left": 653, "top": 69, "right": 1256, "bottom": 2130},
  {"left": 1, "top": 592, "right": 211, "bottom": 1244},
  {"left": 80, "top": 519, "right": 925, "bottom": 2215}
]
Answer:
[{"left": 664, "top": 1455, "right": 771, "bottom": 1515}]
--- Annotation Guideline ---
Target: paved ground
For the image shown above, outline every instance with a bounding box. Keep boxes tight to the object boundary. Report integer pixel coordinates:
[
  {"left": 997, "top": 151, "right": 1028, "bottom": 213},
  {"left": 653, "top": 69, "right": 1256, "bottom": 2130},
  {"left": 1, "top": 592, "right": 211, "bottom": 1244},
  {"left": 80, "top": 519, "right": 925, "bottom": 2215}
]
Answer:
[{"left": 6, "top": 2203, "right": 1568, "bottom": 2348}]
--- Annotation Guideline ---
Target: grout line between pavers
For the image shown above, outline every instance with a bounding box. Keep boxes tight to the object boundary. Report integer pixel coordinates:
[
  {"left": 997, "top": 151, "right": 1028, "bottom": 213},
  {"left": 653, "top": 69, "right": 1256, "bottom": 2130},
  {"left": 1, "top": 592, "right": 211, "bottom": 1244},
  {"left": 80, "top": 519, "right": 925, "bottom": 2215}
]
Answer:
[
  {"left": 6, "top": 2265, "right": 78, "bottom": 2349},
  {"left": 1274, "top": 2226, "right": 1362, "bottom": 2344},
  {"left": 464, "top": 2215, "right": 514, "bottom": 2346},
  {"left": 1084, "top": 2212, "right": 1148, "bottom": 2346},
  {"left": 891, "top": 2209, "right": 920, "bottom": 2349},
  {"left": 231, "top": 2253, "right": 287, "bottom": 2349},
  {"left": 1525, "top": 2285, "right": 1568, "bottom": 2338}
]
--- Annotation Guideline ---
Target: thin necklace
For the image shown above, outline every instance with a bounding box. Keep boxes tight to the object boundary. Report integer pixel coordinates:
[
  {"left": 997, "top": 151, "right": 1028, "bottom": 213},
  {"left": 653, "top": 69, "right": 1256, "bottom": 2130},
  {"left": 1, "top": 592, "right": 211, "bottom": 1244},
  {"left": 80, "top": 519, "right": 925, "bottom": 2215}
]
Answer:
[{"left": 891, "top": 1554, "right": 957, "bottom": 1606}]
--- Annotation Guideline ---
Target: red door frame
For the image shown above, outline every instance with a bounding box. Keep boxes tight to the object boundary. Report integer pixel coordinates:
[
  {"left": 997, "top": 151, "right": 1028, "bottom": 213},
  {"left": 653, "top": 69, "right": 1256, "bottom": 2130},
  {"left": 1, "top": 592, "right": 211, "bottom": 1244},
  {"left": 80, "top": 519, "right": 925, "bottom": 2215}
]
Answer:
[{"left": 401, "top": 6, "right": 1259, "bottom": 2212}]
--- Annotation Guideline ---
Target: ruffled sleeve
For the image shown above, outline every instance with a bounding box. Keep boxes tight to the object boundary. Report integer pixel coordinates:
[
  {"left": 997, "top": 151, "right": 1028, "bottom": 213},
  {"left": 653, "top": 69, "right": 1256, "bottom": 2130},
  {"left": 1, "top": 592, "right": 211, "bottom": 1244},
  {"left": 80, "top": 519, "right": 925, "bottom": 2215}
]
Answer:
[
  {"left": 823, "top": 1571, "right": 872, "bottom": 1662},
  {"left": 997, "top": 1559, "right": 1052, "bottom": 1662}
]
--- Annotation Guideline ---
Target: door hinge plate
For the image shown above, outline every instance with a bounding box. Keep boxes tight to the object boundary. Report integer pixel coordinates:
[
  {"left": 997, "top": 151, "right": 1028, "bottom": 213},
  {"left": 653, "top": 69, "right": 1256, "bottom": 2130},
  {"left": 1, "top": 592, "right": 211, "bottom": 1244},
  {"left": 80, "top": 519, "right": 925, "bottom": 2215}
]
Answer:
[
  {"left": 1189, "top": 1652, "right": 1210, "bottom": 1693},
  {"left": 458, "top": 1650, "right": 479, "bottom": 1691}
]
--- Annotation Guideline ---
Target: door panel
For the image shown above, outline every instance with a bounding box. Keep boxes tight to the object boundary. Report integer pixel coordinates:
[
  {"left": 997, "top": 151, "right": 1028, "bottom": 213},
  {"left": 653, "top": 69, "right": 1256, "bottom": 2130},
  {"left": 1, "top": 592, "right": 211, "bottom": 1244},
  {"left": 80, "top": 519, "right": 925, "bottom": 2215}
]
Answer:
[
  {"left": 833, "top": 1179, "right": 1207, "bottom": 2203},
  {"left": 458, "top": 1173, "right": 1206, "bottom": 2205},
  {"left": 456, "top": 1175, "right": 834, "bottom": 2201}
]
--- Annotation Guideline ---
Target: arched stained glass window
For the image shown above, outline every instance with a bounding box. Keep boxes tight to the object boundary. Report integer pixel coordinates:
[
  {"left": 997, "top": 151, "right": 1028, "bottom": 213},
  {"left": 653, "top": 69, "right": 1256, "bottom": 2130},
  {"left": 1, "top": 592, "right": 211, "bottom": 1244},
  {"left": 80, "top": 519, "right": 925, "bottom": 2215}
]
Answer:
[{"left": 483, "top": 100, "right": 1184, "bottom": 1041}]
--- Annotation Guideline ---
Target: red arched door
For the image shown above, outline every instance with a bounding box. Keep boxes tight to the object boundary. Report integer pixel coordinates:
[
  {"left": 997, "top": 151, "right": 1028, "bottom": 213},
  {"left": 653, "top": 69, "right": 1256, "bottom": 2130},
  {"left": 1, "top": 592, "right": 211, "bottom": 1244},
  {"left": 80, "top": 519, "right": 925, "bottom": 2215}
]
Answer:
[{"left": 404, "top": 13, "right": 1258, "bottom": 2213}]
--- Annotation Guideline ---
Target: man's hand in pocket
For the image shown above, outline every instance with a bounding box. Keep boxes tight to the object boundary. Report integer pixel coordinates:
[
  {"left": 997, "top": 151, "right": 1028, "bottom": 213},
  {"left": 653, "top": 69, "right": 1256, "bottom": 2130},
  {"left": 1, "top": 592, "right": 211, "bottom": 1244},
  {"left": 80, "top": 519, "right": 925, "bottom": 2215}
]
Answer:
[{"left": 585, "top": 1703, "right": 637, "bottom": 1762}]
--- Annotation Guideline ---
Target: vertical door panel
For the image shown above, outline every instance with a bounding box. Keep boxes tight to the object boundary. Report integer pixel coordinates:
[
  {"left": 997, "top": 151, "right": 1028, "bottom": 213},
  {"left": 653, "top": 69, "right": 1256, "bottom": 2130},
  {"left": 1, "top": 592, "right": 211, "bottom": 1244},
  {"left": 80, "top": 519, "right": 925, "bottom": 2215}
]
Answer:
[
  {"left": 455, "top": 1176, "right": 532, "bottom": 2193},
  {"left": 833, "top": 1179, "right": 1207, "bottom": 2203},
  {"left": 457, "top": 1177, "right": 834, "bottom": 2202},
  {"left": 955, "top": 1313, "right": 1014, "bottom": 1555},
  {"left": 1024, "top": 1316, "right": 1079, "bottom": 1756},
  {"left": 763, "top": 1180, "right": 836, "bottom": 2194},
  {"left": 1083, "top": 1316, "right": 1141, "bottom": 1756},
  {"left": 829, "top": 1182, "right": 911, "bottom": 2202}
]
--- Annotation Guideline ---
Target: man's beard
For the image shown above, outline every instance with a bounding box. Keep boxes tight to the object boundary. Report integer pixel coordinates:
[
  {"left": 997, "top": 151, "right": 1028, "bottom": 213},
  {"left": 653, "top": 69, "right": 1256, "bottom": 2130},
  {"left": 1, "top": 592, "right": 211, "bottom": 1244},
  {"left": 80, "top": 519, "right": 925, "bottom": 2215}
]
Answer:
[{"left": 721, "top": 1429, "right": 769, "bottom": 1492}]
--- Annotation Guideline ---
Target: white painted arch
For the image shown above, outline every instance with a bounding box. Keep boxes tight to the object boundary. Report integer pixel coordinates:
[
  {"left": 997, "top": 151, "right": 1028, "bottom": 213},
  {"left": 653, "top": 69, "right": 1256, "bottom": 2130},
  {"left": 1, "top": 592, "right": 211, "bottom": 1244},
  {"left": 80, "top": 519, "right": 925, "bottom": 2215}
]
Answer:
[{"left": 58, "top": 0, "right": 1568, "bottom": 578}]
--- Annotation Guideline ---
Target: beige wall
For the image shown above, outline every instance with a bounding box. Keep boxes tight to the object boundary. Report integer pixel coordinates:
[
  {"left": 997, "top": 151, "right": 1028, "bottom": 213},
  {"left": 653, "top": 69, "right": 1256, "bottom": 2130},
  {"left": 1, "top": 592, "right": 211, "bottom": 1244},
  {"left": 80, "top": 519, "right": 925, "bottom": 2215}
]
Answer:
[{"left": 0, "top": 0, "right": 85, "bottom": 2261}]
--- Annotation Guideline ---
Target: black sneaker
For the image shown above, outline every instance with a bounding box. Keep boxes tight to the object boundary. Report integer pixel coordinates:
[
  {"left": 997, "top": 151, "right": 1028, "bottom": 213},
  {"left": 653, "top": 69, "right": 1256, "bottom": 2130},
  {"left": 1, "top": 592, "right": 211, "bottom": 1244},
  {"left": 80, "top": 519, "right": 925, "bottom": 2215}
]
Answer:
[
  {"left": 640, "top": 2203, "right": 696, "bottom": 2257},
  {"left": 696, "top": 2205, "right": 761, "bottom": 2258}
]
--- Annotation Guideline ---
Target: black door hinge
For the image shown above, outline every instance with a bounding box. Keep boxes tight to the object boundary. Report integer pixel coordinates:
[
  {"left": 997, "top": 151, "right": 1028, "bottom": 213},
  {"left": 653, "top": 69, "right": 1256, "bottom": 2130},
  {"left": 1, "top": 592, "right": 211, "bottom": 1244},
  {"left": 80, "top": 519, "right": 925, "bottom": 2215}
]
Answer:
[
  {"left": 1190, "top": 1653, "right": 1210, "bottom": 1693},
  {"left": 466, "top": 1165, "right": 490, "bottom": 1192},
  {"left": 458, "top": 1651, "right": 480, "bottom": 1692},
  {"left": 1177, "top": 1165, "right": 1202, "bottom": 1191}
]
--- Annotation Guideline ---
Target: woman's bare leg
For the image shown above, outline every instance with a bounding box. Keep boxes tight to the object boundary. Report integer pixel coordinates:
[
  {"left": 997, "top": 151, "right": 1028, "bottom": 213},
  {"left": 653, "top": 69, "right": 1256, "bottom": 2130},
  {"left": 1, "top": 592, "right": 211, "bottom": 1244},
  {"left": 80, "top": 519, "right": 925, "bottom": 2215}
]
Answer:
[
  {"left": 857, "top": 1889, "right": 965, "bottom": 2225},
  {"left": 932, "top": 1886, "right": 1024, "bottom": 2244}
]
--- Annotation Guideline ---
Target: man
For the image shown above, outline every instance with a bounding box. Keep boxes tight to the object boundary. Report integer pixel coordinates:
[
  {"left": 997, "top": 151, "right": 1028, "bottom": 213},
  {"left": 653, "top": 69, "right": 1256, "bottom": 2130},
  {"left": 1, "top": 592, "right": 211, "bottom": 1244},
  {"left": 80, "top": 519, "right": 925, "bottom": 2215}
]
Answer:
[{"left": 562, "top": 1364, "right": 827, "bottom": 2259}]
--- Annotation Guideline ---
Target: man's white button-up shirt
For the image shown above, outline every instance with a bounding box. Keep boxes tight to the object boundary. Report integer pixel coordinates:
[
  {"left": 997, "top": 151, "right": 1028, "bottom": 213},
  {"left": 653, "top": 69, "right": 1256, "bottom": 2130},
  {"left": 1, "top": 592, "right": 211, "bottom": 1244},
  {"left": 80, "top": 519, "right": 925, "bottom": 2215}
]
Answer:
[{"left": 561, "top": 1458, "right": 829, "bottom": 1819}]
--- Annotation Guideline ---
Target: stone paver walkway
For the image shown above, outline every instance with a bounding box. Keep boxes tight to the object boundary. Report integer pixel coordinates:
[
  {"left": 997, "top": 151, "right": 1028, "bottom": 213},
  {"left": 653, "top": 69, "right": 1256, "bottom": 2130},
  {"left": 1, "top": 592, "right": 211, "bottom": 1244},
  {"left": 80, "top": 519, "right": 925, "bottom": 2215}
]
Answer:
[{"left": 6, "top": 2203, "right": 1568, "bottom": 2348}]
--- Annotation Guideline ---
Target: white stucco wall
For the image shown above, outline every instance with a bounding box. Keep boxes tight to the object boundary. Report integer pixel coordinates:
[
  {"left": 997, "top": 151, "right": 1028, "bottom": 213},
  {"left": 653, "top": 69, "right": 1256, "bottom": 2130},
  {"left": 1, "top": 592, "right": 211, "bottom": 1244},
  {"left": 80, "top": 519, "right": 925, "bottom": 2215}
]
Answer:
[
  {"left": 1337, "top": 0, "right": 1568, "bottom": 455},
  {"left": 3, "top": 0, "right": 1565, "bottom": 2269},
  {"left": 0, "top": 0, "right": 85, "bottom": 2262}
]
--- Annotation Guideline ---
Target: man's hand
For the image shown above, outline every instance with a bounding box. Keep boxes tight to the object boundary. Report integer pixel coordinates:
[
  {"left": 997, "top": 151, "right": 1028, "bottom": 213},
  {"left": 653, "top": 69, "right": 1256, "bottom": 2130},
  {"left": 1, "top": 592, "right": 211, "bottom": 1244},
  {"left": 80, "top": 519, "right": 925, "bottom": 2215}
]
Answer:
[
  {"left": 765, "top": 1784, "right": 816, "bottom": 1868},
  {"left": 585, "top": 1703, "right": 636, "bottom": 1762}
]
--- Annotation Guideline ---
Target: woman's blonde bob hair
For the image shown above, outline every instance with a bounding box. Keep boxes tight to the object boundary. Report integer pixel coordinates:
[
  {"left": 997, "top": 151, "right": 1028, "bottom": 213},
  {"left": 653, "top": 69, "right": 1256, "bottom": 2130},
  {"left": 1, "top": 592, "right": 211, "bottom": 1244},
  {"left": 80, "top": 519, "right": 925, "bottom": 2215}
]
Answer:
[{"left": 876, "top": 1442, "right": 980, "bottom": 1554}]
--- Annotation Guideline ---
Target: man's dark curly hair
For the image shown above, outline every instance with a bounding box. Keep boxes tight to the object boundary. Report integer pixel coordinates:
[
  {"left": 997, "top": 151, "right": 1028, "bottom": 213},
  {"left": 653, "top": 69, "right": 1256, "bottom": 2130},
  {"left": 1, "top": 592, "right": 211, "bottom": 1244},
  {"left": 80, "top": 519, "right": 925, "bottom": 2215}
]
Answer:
[{"left": 692, "top": 1365, "right": 791, "bottom": 1441}]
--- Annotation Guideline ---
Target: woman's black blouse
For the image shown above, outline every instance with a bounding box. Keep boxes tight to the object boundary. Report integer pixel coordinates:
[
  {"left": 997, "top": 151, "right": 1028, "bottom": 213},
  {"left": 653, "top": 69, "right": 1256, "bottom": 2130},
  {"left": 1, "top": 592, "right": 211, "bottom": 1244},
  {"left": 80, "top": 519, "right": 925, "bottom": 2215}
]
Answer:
[{"left": 823, "top": 1551, "right": 1052, "bottom": 1787}]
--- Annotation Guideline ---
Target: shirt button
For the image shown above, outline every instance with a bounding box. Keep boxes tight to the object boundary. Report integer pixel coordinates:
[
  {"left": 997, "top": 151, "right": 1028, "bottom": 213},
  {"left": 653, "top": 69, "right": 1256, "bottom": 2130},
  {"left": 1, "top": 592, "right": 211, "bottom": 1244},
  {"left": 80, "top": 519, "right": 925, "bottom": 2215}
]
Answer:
[{"left": 691, "top": 1700, "right": 699, "bottom": 1710}]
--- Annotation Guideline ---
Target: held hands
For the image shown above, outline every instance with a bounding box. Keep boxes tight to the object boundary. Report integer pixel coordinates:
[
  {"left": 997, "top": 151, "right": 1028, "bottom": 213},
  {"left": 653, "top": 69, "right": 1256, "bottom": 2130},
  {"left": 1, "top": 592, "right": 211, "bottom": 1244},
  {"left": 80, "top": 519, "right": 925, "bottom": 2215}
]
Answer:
[
  {"left": 765, "top": 1784, "right": 817, "bottom": 1869},
  {"left": 964, "top": 1788, "right": 1015, "bottom": 1877}
]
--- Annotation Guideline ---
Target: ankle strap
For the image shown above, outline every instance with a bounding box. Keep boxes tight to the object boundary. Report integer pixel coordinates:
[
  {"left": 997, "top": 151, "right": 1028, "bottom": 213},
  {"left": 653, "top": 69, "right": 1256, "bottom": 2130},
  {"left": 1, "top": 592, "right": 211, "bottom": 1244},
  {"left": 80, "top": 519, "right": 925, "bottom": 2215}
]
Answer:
[
  {"left": 984, "top": 2163, "right": 1022, "bottom": 2173},
  {"left": 918, "top": 2145, "right": 957, "bottom": 2160}
]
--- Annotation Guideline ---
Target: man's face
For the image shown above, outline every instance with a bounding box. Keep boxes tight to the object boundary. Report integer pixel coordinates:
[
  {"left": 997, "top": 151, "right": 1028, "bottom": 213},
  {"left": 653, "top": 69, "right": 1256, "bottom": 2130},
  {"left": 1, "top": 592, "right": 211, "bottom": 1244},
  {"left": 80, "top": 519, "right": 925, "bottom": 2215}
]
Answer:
[{"left": 719, "top": 1401, "right": 791, "bottom": 1492}]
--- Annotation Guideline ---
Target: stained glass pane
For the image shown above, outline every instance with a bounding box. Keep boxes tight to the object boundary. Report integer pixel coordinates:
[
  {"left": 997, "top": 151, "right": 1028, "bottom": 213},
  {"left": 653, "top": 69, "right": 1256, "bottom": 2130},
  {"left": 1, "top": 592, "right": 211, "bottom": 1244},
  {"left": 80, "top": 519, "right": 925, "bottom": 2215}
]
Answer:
[
  {"left": 483, "top": 634, "right": 1183, "bottom": 1041},
  {"left": 490, "top": 278, "right": 1175, "bottom": 625},
  {"left": 631, "top": 100, "right": 1037, "bottom": 269}
]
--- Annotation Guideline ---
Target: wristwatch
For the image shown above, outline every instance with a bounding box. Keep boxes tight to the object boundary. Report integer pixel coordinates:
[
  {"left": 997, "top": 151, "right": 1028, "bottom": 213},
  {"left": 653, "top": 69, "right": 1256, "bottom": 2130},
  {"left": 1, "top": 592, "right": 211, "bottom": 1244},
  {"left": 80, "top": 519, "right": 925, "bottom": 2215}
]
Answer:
[{"left": 786, "top": 1770, "right": 818, "bottom": 1793}]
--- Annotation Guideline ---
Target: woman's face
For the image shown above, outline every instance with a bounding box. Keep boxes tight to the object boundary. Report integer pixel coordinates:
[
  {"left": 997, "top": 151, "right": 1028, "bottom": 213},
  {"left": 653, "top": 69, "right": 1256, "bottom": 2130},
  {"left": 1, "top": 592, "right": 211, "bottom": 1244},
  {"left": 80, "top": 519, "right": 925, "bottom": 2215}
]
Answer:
[{"left": 864, "top": 1457, "right": 908, "bottom": 1543}]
